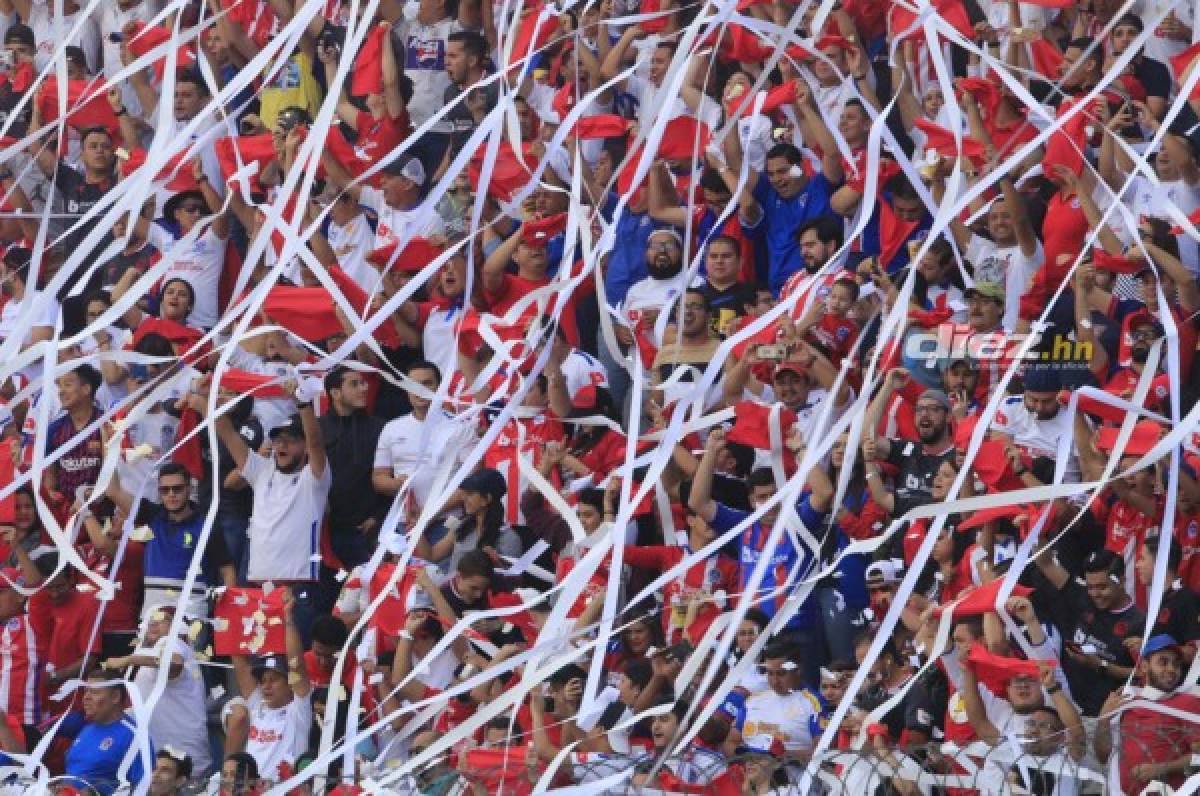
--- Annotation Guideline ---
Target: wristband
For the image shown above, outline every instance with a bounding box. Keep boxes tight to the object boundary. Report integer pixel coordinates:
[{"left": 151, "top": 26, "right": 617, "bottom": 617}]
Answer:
[
  {"left": 1046, "top": 683, "right": 1061, "bottom": 694},
  {"left": 296, "top": 401, "right": 313, "bottom": 410}
]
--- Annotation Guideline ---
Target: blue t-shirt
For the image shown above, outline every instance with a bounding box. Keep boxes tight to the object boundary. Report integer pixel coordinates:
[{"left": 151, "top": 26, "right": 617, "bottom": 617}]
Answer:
[
  {"left": 64, "top": 716, "right": 148, "bottom": 796},
  {"left": 603, "top": 197, "right": 667, "bottom": 306},
  {"left": 745, "top": 173, "right": 835, "bottom": 295},
  {"left": 711, "top": 494, "right": 827, "bottom": 629}
]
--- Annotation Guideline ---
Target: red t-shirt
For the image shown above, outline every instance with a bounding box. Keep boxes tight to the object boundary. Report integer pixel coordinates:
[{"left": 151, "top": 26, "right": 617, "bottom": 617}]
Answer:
[
  {"left": 482, "top": 273, "right": 579, "bottom": 347},
  {"left": 1119, "top": 691, "right": 1200, "bottom": 795},
  {"left": 28, "top": 589, "right": 100, "bottom": 707},
  {"left": 622, "top": 545, "right": 739, "bottom": 638},
  {"left": 1174, "top": 510, "right": 1200, "bottom": 592}
]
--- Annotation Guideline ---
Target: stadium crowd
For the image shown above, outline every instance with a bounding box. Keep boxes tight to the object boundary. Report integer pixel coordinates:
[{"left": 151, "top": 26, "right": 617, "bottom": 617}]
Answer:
[{"left": 0, "top": 0, "right": 1198, "bottom": 792}]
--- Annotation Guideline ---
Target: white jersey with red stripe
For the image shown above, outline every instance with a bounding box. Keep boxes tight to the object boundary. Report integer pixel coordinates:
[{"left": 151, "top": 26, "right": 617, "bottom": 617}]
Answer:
[
  {"left": 559, "top": 350, "right": 610, "bottom": 407},
  {"left": 779, "top": 269, "right": 837, "bottom": 318},
  {"left": 0, "top": 614, "right": 40, "bottom": 726}
]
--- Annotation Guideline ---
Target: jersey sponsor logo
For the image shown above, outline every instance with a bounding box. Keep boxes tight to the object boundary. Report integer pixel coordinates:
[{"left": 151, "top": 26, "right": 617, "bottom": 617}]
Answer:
[{"left": 99, "top": 736, "right": 114, "bottom": 751}]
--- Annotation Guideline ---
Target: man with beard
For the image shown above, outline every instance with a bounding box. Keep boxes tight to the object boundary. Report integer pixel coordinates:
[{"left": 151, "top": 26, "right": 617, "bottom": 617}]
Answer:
[
  {"left": 958, "top": 653, "right": 1085, "bottom": 759},
  {"left": 1095, "top": 635, "right": 1200, "bottom": 794},
  {"left": 863, "top": 368, "right": 955, "bottom": 515},
  {"left": 993, "top": 367, "right": 1079, "bottom": 482},
  {"left": 620, "top": 229, "right": 696, "bottom": 351},
  {"left": 778, "top": 215, "right": 846, "bottom": 308},
  {"left": 1034, "top": 550, "right": 1145, "bottom": 716},
  {"left": 651, "top": 290, "right": 722, "bottom": 408}
]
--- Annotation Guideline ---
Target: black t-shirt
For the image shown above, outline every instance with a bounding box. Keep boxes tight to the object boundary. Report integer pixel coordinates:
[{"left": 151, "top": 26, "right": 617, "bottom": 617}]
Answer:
[
  {"left": 1132, "top": 57, "right": 1172, "bottom": 100},
  {"left": 885, "top": 439, "right": 954, "bottom": 508},
  {"left": 1051, "top": 580, "right": 1145, "bottom": 715},
  {"left": 199, "top": 413, "right": 263, "bottom": 518},
  {"left": 1151, "top": 581, "right": 1199, "bottom": 643},
  {"left": 700, "top": 281, "right": 758, "bottom": 337},
  {"left": 0, "top": 80, "right": 31, "bottom": 139},
  {"left": 440, "top": 580, "right": 488, "bottom": 618}
]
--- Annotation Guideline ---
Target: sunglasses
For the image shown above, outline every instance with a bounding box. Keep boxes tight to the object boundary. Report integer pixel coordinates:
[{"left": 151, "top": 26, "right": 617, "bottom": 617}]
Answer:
[{"left": 159, "top": 483, "right": 188, "bottom": 494}]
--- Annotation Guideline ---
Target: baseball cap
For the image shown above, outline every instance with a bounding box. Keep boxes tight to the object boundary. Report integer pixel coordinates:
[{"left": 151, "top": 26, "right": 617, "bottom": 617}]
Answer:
[
  {"left": 383, "top": 156, "right": 426, "bottom": 187},
  {"left": 4, "top": 25, "right": 34, "bottom": 49},
  {"left": 773, "top": 361, "right": 806, "bottom": 379},
  {"left": 1142, "top": 634, "right": 1182, "bottom": 657},
  {"left": 965, "top": 281, "right": 1005, "bottom": 303},
  {"left": 65, "top": 45, "right": 88, "bottom": 72},
  {"left": 251, "top": 654, "right": 289, "bottom": 679},
  {"left": 1126, "top": 308, "right": 1163, "bottom": 336},
  {"left": 865, "top": 559, "right": 903, "bottom": 586},
  {"left": 737, "top": 733, "right": 785, "bottom": 757},
  {"left": 917, "top": 389, "right": 952, "bottom": 410},
  {"left": 460, "top": 467, "right": 507, "bottom": 501},
  {"left": 268, "top": 413, "right": 305, "bottom": 440}
]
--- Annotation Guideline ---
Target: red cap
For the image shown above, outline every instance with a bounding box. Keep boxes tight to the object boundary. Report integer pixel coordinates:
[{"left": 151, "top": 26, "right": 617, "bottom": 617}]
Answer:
[{"left": 1095, "top": 420, "right": 1163, "bottom": 457}]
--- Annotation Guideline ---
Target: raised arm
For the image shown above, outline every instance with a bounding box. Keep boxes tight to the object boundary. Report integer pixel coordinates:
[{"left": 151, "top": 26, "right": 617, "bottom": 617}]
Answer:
[
  {"left": 687, "top": 428, "right": 724, "bottom": 523},
  {"left": 283, "top": 587, "right": 312, "bottom": 698}
]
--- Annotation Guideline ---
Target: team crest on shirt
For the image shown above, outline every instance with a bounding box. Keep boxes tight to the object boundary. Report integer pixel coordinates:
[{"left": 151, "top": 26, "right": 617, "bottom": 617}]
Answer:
[
  {"left": 99, "top": 737, "right": 114, "bottom": 751},
  {"left": 87, "top": 439, "right": 102, "bottom": 454},
  {"left": 835, "top": 325, "right": 850, "bottom": 341},
  {"left": 1113, "top": 621, "right": 1128, "bottom": 637},
  {"left": 5, "top": 617, "right": 19, "bottom": 632}
]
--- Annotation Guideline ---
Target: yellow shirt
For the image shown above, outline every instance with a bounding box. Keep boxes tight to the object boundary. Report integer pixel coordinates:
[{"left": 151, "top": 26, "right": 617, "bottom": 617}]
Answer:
[{"left": 257, "top": 51, "right": 322, "bottom": 130}]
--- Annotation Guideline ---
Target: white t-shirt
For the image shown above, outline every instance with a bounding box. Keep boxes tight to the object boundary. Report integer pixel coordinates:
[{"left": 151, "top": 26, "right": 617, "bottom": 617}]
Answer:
[
  {"left": 374, "top": 409, "right": 478, "bottom": 516},
  {"left": 359, "top": 186, "right": 446, "bottom": 252},
  {"left": 1120, "top": 173, "right": 1200, "bottom": 275},
  {"left": 1135, "top": 0, "right": 1197, "bottom": 64},
  {"left": 390, "top": 16, "right": 462, "bottom": 130},
  {"left": 0, "top": 290, "right": 60, "bottom": 385},
  {"left": 978, "top": 746, "right": 1082, "bottom": 796},
  {"left": 966, "top": 234, "right": 1042, "bottom": 334},
  {"left": 421, "top": 304, "right": 462, "bottom": 378},
  {"left": 29, "top": 0, "right": 100, "bottom": 73},
  {"left": 993, "top": 394, "right": 1079, "bottom": 481},
  {"left": 244, "top": 688, "right": 313, "bottom": 783},
  {"left": 327, "top": 213, "right": 379, "bottom": 294},
  {"left": 622, "top": 273, "right": 698, "bottom": 340},
  {"left": 741, "top": 689, "right": 821, "bottom": 753},
  {"left": 147, "top": 222, "right": 226, "bottom": 330},
  {"left": 132, "top": 636, "right": 212, "bottom": 774},
  {"left": 241, "top": 449, "right": 332, "bottom": 582},
  {"left": 625, "top": 74, "right": 721, "bottom": 131}
]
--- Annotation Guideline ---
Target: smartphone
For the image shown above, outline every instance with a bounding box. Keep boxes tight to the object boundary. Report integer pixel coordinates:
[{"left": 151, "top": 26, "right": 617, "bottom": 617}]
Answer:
[
  {"left": 662, "top": 640, "right": 693, "bottom": 662},
  {"left": 0, "top": 51, "right": 13, "bottom": 71}
]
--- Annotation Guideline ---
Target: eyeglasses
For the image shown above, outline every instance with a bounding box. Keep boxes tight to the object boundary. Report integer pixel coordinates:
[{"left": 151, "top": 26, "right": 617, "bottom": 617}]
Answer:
[{"left": 159, "top": 483, "right": 188, "bottom": 494}]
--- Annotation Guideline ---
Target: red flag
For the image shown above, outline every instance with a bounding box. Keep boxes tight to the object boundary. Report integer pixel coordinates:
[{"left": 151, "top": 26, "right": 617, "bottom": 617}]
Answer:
[
  {"left": 726, "top": 400, "right": 798, "bottom": 450},
  {"left": 213, "top": 587, "right": 287, "bottom": 655},
  {"left": 367, "top": 237, "right": 442, "bottom": 273},
  {"left": 716, "top": 25, "right": 773, "bottom": 63},
  {"left": 964, "top": 642, "right": 1049, "bottom": 694},
  {"left": 468, "top": 141, "right": 534, "bottom": 202},
  {"left": 655, "top": 117, "right": 711, "bottom": 161},
  {"left": 639, "top": 0, "right": 672, "bottom": 34},
  {"left": 0, "top": 439, "right": 16, "bottom": 524},
  {"left": 351, "top": 24, "right": 388, "bottom": 96},
  {"left": 1041, "top": 102, "right": 1088, "bottom": 178},
  {"left": 120, "top": 148, "right": 200, "bottom": 192},
  {"left": 757, "top": 80, "right": 798, "bottom": 116},
  {"left": 940, "top": 578, "right": 1033, "bottom": 619},
  {"left": 171, "top": 408, "right": 204, "bottom": 479},
  {"left": 955, "top": 504, "right": 1024, "bottom": 533},
  {"left": 1170, "top": 42, "right": 1200, "bottom": 101},
  {"left": 462, "top": 747, "right": 531, "bottom": 792},
  {"left": 327, "top": 266, "right": 402, "bottom": 348},
  {"left": 262, "top": 286, "right": 346, "bottom": 342},
  {"left": 955, "top": 78, "right": 1001, "bottom": 120},
  {"left": 36, "top": 76, "right": 120, "bottom": 137},
  {"left": 913, "top": 118, "right": 987, "bottom": 168},
  {"left": 551, "top": 82, "right": 575, "bottom": 121},
  {"left": 126, "top": 21, "right": 196, "bottom": 81},
  {"left": 214, "top": 134, "right": 275, "bottom": 177},
  {"left": 890, "top": 0, "right": 974, "bottom": 41},
  {"left": 218, "top": 369, "right": 290, "bottom": 399},
  {"left": 367, "top": 563, "right": 427, "bottom": 637},
  {"left": 908, "top": 306, "right": 954, "bottom": 328},
  {"left": 508, "top": 6, "right": 560, "bottom": 68},
  {"left": 521, "top": 213, "right": 567, "bottom": 246},
  {"left": 1027, "top": 38, "right": 1064, "bottom": 80},
  {"left": 131, "top": 317, "right": 204, "bottom": 352},
  {"left": 574, "top": 114, "right": 629, "bottom": 139},
  {"left": 487, "top": 591, "right": 539, "bottom": 643},
  {"left": 1092, "top": 248, "right": 1148, "bottom": 275},
  {"left": 971, "top": 439, "right": 1028, "bottom": 493},
  {"left": 0, "top": 62, "right": 34, "bottom": 93},
  {"left": 878, "top": 200, "right": 921, "bottom": 270},
  {"left": 1095, "top": 420, "right": 1163, "bottom": 457}
]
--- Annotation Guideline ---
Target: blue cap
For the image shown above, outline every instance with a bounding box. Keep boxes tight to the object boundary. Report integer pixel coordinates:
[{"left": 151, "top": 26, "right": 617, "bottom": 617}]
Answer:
[{"left": 1142, "top": 634, "right": 1182, "bottom": 657}]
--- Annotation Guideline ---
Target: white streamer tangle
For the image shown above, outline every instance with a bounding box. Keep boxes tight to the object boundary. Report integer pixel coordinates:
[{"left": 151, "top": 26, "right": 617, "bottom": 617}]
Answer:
[{"left": 0, "top": 0, "right": 1197, "bottom": 792}]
